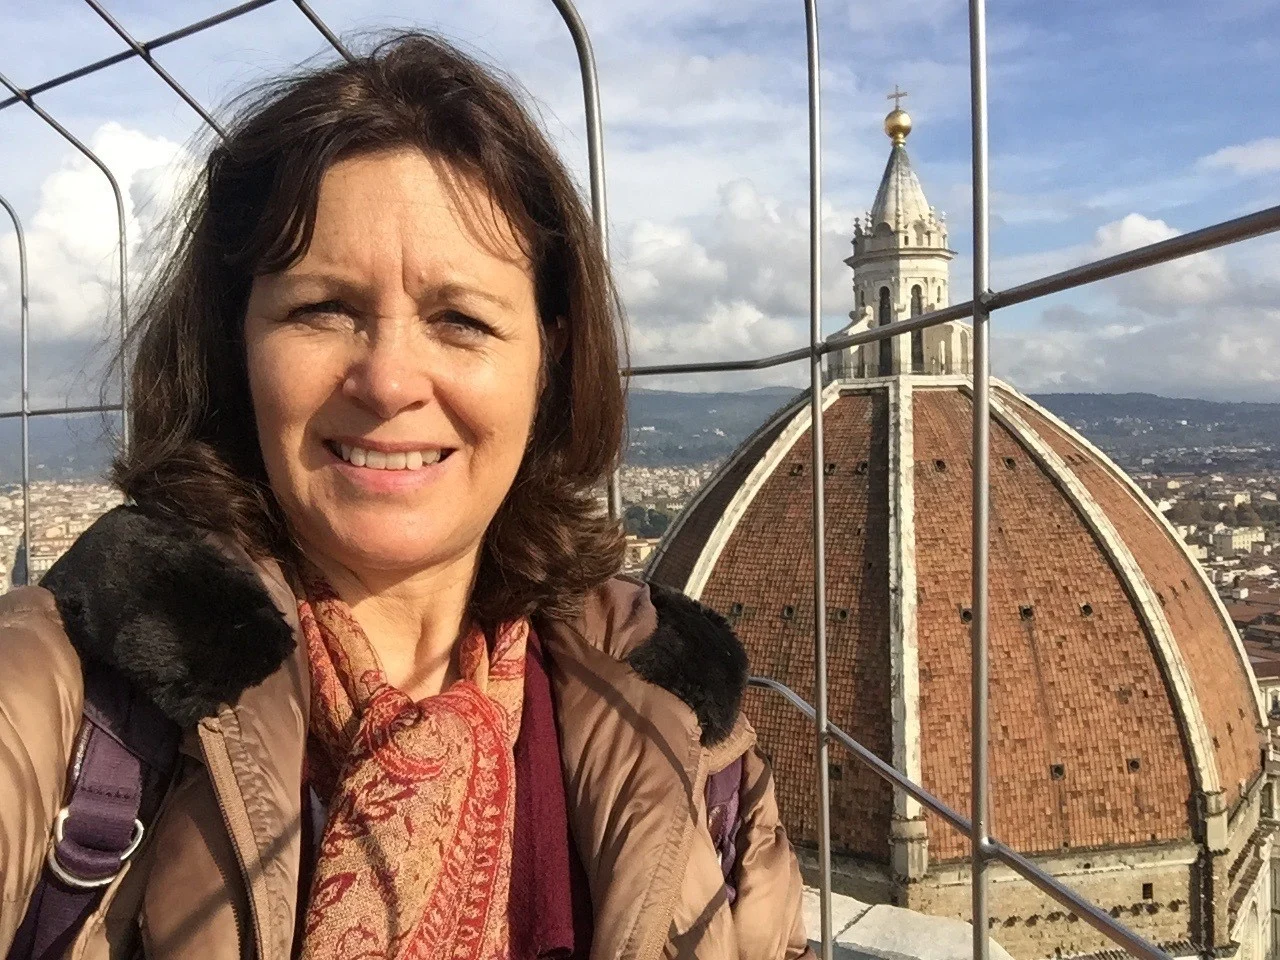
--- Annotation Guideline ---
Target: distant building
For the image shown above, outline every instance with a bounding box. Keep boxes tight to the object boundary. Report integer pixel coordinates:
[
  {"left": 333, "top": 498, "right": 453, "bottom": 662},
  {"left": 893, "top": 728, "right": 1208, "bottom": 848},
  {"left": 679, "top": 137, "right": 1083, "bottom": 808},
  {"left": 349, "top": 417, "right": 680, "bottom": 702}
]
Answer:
[
  {"left": 1215, "top": 527, "right": 1267, "bottom": 557},
  {"left": 1228, "top": 599, "right": 1280, "bottom": 634},
  {"left": 1252, "top": 659, "right": 1280, "bottom": 716},
  {"left": 2, "top": 495, "right": 120, "bottom": 591},
  {"left": 621, "top": 535, "right": 660, "bottom": 574},
  {"left": 25, "top": 526, "right": 80, "bottom": 582},
  {"left": 1246, "top": 615, "right": 1280, "bottom": 647},
  {"left": 7, "top": 538, "right": 23, "bottom": 589},
  {"left": 650, "top": 102, "right": 1271, "bottom": 959}
]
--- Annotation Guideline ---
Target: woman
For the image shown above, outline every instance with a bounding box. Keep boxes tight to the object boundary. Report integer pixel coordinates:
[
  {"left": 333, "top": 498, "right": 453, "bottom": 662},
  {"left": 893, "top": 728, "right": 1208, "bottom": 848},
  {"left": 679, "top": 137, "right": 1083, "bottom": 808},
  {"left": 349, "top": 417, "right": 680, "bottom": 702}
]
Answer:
[{"left": 0, "top": 33, "right": 811, "bottom": 960}]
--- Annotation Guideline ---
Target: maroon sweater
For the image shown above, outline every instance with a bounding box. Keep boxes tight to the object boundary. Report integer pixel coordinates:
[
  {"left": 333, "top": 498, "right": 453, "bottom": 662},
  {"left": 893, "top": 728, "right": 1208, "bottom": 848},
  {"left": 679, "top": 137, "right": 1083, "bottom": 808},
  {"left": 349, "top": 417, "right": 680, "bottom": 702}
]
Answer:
[{"left": 508, "top": 626, "right": 593, "bottom": 958}]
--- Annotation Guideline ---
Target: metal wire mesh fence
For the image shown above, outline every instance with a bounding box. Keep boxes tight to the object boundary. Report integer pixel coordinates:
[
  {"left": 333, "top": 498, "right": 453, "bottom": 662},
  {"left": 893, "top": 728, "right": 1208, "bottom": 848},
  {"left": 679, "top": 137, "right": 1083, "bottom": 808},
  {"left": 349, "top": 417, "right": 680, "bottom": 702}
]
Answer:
[{"left": 3, "top": 3, "right": 1280, "bottom": 958}]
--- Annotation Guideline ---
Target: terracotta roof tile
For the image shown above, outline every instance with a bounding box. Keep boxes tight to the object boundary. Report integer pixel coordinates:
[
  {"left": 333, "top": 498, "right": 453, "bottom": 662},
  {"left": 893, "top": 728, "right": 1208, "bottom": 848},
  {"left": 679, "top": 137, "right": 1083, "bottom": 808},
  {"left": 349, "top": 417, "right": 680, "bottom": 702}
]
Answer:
[
  {"left": 1008, "top": 394, "right": 1264, "bottom": 810},
  {"left": 648, "top": 400, "right": 798, "bottom": 589},
  {"left": 914, "top": 389, "right": 1192, "bottom": 859}
]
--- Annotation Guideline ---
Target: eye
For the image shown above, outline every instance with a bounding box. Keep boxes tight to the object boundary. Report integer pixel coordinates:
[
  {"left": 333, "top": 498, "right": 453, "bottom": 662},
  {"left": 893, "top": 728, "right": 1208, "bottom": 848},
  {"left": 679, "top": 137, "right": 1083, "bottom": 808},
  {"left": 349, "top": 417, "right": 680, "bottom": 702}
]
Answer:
[
  {"left": 439, "top": 310, "right": 494, "bottom": 337},
  {"left": 290, "top": 299, "right": 352, "bottom": 319}
]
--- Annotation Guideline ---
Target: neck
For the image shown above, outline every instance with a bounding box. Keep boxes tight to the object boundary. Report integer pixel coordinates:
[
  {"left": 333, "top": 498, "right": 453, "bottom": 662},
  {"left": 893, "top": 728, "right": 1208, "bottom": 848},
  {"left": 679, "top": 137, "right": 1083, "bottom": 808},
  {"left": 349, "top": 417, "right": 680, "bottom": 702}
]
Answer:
[{"left": 304, "top": 545, "right": 482, "bottom": 700}]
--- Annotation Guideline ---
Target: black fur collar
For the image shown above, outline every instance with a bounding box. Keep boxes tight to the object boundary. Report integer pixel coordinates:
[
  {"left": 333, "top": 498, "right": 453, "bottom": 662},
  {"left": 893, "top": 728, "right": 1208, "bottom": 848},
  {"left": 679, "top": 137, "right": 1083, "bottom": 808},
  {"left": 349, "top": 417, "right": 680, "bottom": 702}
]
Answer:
[
  {"left": 41, "top": 506, "right": 295, "bottom": 727},
  {"left": 41, "top": 506, "right": 749, "bottom": 743},
  {"left": 628, "top": 584, "right": 748, "bottom": 747}
]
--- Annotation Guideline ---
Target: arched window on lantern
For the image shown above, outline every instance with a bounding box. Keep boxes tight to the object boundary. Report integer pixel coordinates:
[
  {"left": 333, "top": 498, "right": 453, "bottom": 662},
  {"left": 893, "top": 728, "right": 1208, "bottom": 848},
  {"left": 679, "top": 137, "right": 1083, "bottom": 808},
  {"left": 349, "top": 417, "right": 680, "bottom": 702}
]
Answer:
[
  {"left": 910, "top": 285, "right": 925, "bottom": 373},
  {"left": 878, "top": 287, "right": 893, "bottom": 376}
]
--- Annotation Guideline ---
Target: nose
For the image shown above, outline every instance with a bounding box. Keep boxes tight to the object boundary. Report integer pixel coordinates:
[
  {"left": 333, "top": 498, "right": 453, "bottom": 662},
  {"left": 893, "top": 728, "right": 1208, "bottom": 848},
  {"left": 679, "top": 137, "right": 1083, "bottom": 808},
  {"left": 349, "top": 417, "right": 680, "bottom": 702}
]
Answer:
[{"left": 340, "top": 319, "right": 434, "bottom": 421}]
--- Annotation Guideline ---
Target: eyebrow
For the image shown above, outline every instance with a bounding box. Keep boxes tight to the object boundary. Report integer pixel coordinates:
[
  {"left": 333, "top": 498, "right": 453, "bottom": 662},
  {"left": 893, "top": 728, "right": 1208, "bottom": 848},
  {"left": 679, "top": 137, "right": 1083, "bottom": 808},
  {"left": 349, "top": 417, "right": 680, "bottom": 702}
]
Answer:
[
  {"left": 434, "top": 282, "right": 519, "bottom": 314},
  {"left": 274, "top": 274, "right": 518, "bottom": 313},
  {"left": 273, "top": 273, "right": 365, "bottom": 298}
]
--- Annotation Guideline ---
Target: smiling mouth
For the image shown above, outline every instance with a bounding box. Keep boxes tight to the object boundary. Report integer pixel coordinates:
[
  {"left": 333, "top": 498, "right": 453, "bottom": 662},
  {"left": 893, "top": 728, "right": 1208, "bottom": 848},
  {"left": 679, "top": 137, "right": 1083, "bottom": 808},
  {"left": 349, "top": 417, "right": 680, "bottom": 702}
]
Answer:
[{"left": 325, "top": 440, "right": 454, "bottom": 471}]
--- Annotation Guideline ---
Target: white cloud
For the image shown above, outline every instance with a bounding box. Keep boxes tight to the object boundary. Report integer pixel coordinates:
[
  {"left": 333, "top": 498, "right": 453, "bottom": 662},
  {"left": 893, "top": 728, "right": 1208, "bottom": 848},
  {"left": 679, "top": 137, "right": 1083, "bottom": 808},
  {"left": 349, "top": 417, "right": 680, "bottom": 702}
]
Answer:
[
  {"left": 1199, "top": 137, "right": 1280, "bottom": 176},
  {"left": 994, "top": 213, "right": 1280, "bottom": 400},
  {"left": 617, "top": 221, "right": 727, "bottom": 309},
  {"left": 0, "top": 123, "right": 186, "bottom": 343},
  {"left": 997, "top": 301, "right": 1280, "bottom": 400},
  {"left": 628, "top": 300, "right": 808, "bottom": 391},
  {"left": 847, "top": 0, "right": 966, "bottom": 34},
  {"left": 612, "top": 179, "right": 872, "bottom": 389},
  {"left": 631, "top": 299, "right": 796, "bottom": 357},
  {"left": 616, "top": 179, "right": 860, "bottom": 374},
  {"left": 1089, "top": 213, "right": 1230, "bottom": 311},
  {"left": 0, "top": 124, "right": 191, "bottom": 411},
  {"left": 602, "top": 50, "right": 788, "bottom": 132}
]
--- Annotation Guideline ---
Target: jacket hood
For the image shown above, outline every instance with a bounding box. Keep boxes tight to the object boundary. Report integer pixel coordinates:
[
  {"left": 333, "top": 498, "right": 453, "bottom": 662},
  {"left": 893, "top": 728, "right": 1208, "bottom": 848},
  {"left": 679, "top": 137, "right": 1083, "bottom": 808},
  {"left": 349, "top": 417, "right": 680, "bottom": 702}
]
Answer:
[{"left": 38, "top": 506, "right": 748, "bottom": 743}]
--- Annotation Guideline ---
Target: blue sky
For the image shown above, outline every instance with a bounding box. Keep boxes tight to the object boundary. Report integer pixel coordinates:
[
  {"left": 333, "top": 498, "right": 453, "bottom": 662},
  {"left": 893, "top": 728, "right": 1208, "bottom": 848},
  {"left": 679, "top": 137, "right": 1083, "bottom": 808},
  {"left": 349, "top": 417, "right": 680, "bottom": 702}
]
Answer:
[{"left": 0, "top": 0, "right": 1278, "bottom": 408}]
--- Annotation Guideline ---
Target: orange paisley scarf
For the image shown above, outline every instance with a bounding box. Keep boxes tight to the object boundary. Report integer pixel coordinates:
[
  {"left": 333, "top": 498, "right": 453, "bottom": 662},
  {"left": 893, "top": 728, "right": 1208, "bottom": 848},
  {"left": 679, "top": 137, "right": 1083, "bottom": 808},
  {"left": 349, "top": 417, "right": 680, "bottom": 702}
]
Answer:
[{"left": 297, "top": 573, "right": 528, "bottom": 960}]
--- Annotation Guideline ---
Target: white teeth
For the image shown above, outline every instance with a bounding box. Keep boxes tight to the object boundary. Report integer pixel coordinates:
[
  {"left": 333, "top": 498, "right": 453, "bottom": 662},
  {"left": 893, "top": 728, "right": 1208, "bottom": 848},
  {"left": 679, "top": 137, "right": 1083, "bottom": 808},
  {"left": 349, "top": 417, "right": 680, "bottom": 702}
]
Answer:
[{"left": 335, "top": 443, "right": 444, "bottom": 470}]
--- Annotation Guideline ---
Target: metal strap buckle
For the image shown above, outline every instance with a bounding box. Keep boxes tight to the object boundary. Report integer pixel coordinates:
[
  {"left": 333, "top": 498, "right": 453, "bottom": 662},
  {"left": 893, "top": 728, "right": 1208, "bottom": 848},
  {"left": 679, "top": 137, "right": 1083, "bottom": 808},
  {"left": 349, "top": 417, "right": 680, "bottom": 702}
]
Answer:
[{"left": 45, "top": 808, "right": 145, "bottom": 890}]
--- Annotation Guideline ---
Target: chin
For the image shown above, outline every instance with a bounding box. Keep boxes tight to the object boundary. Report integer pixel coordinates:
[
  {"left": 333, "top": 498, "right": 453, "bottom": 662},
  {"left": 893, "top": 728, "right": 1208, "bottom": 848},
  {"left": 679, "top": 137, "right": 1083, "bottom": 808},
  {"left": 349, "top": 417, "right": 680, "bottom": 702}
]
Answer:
[{"left": 324, "top": 516, "right": 482, "bottom": 576}]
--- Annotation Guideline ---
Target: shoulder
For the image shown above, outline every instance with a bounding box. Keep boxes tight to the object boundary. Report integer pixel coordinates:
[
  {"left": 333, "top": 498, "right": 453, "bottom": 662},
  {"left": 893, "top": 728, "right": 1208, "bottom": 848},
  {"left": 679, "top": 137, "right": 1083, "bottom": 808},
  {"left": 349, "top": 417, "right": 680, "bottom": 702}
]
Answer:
[
  {"left": 0, "top": 586, "right": 83, "bottom": 702},
  {"left": 0, "top": 588, "right": 86, "bottom": 922},
  {"left": 540, "top": 577, "right": 748, "bottom": 746}
]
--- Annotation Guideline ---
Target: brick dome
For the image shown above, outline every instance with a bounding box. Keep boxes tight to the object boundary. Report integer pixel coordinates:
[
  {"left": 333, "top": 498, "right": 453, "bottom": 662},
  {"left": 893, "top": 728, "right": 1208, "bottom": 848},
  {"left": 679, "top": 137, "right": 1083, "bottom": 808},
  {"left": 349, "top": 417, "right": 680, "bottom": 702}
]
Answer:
[{"left": 648, "top": 377, "right": 1265, "bottom": 866}]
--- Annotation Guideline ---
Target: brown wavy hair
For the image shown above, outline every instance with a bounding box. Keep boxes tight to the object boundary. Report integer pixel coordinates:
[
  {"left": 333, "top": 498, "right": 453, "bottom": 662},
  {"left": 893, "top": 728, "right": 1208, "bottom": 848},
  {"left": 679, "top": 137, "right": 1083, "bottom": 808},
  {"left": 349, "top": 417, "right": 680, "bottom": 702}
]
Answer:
[{"left": 113, "top": 32, "right": 626, "bottom": 627}]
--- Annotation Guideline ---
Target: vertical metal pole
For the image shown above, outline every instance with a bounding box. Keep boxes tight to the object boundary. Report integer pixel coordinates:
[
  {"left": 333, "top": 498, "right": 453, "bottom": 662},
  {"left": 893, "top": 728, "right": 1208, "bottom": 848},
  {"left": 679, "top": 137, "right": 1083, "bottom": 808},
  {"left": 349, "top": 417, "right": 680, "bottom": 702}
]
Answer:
[
  {"left": 0, "top": 73, "right": 129, "bottom": 452},
  {"left": 0, "top": 194, "right": 31, "bottom": 587},
  {"left": 548, "top": 0, "right": 609, "bottom": 261},
  {"left": 608, "top": 471, "right": 623, "bottom": 520},
  {"left": 968, "top": 0, "right": 992, "bottom": 957},
  {"left": 548, "top": 0, "right": 624, "bottom": 521},
  {"left": 804, "top": 2, "right": 833, "bottom": 958}
]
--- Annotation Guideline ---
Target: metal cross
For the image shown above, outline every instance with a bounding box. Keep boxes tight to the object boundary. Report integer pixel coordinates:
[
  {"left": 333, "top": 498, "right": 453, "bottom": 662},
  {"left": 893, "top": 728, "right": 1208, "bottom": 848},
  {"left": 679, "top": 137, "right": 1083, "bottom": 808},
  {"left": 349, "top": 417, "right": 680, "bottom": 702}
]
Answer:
[{"left": 887, "top": 85, "right": 909, "bottom": 109}]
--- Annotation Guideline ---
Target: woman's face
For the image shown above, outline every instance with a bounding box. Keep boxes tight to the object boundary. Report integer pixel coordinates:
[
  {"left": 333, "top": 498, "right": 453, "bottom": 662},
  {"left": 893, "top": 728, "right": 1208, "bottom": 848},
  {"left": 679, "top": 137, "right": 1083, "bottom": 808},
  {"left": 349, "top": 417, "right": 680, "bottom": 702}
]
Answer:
[{"left": 244, "top": 148, "right": 543, "bottom": 581}]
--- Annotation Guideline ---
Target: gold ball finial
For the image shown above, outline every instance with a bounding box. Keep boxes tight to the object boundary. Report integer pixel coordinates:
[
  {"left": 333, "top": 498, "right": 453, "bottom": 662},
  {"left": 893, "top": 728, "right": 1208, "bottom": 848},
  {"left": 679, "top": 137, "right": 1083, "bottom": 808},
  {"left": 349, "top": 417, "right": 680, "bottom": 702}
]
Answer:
[
  {"left": 885, "top": 85, "right": 911, "bottom": 144},
  {"left": 884, "top": 108, "right": 912, "bottom": 144}
]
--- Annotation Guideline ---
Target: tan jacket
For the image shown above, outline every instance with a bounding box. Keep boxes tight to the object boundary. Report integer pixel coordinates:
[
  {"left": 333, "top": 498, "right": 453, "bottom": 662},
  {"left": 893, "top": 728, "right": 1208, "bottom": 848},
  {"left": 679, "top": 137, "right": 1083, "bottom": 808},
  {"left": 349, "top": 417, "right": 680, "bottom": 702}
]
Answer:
[{"left": 0, "top": 507, "right": 811, "bottom": 959}]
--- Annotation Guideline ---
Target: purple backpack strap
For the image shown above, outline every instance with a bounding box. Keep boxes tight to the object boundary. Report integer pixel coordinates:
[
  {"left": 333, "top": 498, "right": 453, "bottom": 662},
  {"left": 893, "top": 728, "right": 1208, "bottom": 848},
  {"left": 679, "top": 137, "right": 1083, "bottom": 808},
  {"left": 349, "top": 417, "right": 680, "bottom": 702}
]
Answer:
[
  {"left": 7, "top": 663, "right": 180, "bottom": 960},
  {"left": 705, "top": 755, "right": 745, "bottom": 905}
]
